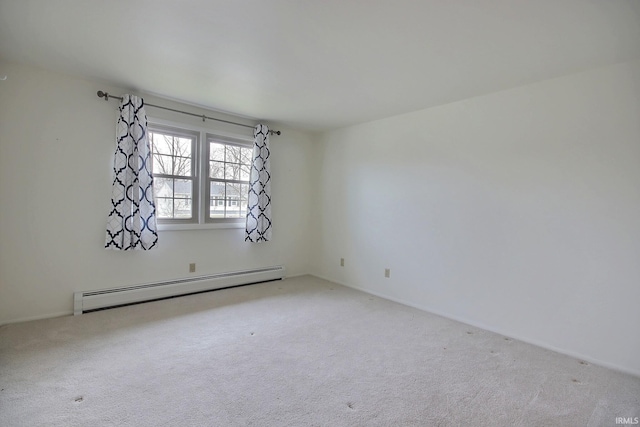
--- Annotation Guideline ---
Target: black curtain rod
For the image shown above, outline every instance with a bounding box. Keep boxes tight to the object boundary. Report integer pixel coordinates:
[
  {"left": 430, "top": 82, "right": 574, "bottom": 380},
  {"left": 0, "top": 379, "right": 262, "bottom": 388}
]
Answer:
[{"left": 96, "top": 91, "right": 281, "bottom": 136}]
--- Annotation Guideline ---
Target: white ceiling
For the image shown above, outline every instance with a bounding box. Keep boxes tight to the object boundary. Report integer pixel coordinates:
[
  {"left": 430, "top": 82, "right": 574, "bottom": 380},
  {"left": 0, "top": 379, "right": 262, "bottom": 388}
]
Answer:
[{"left": 1, "top": 0, "right": 639, "bottom": 131}]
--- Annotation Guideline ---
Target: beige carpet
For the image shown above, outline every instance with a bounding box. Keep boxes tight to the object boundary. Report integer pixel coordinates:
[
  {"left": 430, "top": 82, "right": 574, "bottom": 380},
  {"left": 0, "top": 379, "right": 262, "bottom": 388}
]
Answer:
[{"left": 1, "top": 275, "right": 638, "bottom": 426}]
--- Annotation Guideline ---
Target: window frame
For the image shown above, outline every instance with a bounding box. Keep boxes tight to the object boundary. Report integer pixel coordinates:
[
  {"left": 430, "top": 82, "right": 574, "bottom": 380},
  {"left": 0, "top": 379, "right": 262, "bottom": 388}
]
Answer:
[
  {"left": 147, "top": 118, "right": 254, "bottom": 231},
  {"left": 148, "top": 123, "right": 199, "bottom": 225},
  {"left": 204, "top": 133, "right": 253, "bottom": 225}
]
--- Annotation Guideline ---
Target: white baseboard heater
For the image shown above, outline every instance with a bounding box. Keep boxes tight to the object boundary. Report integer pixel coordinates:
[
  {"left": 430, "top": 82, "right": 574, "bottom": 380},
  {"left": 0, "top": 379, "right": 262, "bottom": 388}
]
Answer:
[{"left": 73, "top": 265, "right": 285, "bottom": 315}]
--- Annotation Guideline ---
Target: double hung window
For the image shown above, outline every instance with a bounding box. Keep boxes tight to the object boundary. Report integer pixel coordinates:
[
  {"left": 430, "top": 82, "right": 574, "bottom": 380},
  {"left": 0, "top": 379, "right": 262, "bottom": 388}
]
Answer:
[
  {"left": 148, "top": 121, "right": 253, "bottom": 228},
  {"left": 206, "top": 136, "right": 253, "bottom": 221},
  {"left": 149, "top": 125, "right": 198, "bottom": 221}
]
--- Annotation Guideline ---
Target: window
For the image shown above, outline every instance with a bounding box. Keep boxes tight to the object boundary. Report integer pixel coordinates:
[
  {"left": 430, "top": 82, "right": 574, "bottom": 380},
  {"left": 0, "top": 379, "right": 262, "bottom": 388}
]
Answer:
[
  {"left": 148, "top": 121, "right": 253, "bottom": 229},
  {"left": 207, "top": 137, "right": 253, "bottom": 221},
  {"left": 149, "top": 125, "right": 198, "bottom": 222}
]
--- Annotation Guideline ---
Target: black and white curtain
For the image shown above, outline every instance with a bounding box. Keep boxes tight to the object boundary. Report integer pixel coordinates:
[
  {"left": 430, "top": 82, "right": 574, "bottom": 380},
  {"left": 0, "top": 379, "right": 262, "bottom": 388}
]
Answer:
[
  {"left": 245, "top": 124, "right": 272, "bottom": 242},
  {"left": 105, "top": 95, "right": 158, "bottom": 250}
]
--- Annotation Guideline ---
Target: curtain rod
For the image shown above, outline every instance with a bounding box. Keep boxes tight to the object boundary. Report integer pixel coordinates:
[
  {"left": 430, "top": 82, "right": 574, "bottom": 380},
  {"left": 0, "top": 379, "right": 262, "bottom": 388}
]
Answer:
[{"left": 96, "top": 91, "right": 281, "bottom": 136}]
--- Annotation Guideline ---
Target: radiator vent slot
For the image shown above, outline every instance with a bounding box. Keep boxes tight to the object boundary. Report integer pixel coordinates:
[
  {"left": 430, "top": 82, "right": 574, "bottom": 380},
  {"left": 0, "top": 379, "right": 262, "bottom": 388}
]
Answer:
[{"left": 74, "top": 266, "right": 285, "bottom": 315}]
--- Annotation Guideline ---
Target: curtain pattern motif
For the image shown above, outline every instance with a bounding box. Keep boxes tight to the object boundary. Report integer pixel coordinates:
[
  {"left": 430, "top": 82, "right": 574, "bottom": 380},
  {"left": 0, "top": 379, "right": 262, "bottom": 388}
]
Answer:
[
  {"left": 105, "top": 95, "right": 158, "bottom": 250},
  {"left": 245, "top": 124, "right": 272, "bottom": 242}
]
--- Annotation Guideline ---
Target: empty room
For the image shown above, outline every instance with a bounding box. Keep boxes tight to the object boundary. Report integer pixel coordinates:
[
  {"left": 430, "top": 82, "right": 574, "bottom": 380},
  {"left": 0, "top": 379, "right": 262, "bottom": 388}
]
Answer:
[{"left": 1, "top": 1, "right": 639, "bottom": 426}]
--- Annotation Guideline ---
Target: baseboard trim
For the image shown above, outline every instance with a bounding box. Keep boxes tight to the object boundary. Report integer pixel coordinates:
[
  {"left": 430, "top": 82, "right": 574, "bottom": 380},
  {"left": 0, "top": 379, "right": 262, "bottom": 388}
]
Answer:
[
  {"left": 310, "top": 274, "right": 640, "bottom": 379},
  {"left": 74, "top": 266, "right": 285, "bottom": 315}
]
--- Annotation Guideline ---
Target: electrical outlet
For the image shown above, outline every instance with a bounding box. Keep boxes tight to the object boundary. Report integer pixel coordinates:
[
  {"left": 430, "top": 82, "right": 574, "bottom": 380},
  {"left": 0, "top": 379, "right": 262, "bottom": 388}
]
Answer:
[
  {"left": 189, "top": 263, "right": 196, "bottom": 273},
  {"left": 385, "top": 268, "right": 390, "bottom": 278},
  {"left": 340, "top": 258, "right": 345, "bottom": 267}
]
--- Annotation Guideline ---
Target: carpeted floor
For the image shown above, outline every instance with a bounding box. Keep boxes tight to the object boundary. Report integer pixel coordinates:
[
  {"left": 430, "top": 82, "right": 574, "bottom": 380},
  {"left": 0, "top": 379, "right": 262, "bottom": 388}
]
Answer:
[{"left": 1, "top": 275, "right": 638, "bottom": 426}]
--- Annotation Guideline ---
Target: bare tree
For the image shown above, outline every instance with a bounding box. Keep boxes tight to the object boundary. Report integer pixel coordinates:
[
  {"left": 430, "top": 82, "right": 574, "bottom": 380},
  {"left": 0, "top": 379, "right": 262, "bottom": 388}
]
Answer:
[{"left": 151, "top": 133, "right": 192, "bottom": 176}]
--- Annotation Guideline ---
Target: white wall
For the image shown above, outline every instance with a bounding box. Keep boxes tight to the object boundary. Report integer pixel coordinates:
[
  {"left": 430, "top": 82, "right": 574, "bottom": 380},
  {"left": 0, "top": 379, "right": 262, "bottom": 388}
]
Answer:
[
  {"left": 2, "top": 58, "right": 639, "bottom": 376},
  {"left": 311, "top": 60, "right": 640, "bottom": 376},
  {"left": 0, "top": 61, "right": 316, "bottom": 324}
]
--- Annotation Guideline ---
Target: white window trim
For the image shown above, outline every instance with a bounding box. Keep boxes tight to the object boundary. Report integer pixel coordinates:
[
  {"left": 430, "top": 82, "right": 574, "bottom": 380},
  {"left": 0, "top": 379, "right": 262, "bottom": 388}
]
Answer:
[
  {"left": 204, "top": 132, "right": 253, "bottom": 224},
  {"left": 148, "top": 123, "right": 199, "bottom": 225},
  {"left": 148, "top": 117, "right": 254, "bottom": 231}
]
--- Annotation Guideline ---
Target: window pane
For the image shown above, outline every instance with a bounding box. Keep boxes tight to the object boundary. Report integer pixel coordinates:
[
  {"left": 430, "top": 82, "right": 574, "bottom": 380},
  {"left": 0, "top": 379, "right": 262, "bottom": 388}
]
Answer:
[
  {"left": 153, "top": 177, "right": 193, "bottom": 219},
  {"left": 172, "top": 137, "right": 193, "bottom": 177},
  {"left": 174, "top": 198, "right": 192, "bottom": 219},
  {"left": 173, "top": 179, "right": 192, "bottom": 219},
  {"left": 226, "top": 205, "right": 241, "bottom": 218},
  {"left": 225, "top": 163, "right": 242, "bottom": 180},
  {"left": 151, "top": 132, "right": 172, "bottom": 155},
  {"left": 153, "top": 154, "right": 173, "bottom": 175},
  {"left": 174, "top": 156, "right": 192, "bottom": 177},
  {"left": 156, "top": 198, "right": 173, "bottom": 219},
  {"left": 225, "top": 182, "right": 242, "bottom": 218},
  {"left": 241, "top": 147, "right": 253, "bottom": 166},
  {"left": 210, "top": 161, "right": 224, "bottom": 179},
  {"left": 153, "top": 177, "right": 171, "bottom": 198},
  {"left": 173, "top": 179, "right": 192, "bottom": 198},
  {"left": 210, "top": 143, "right": 225, "bottom": 161},
  {"left": 209, "top": 181, "right": 225, "bottom": 218},
  {"left": 226, "top": 145, "right": 241, "bottom": 163},
  {"left": 226, "top": 182, "right": 242, "bottom": 199},
  {"left": 153, "top": 177, "right": 173, "bottom": 219},
  {"left": 175, "top": 137, "right": 192, "bottom": 158},
  {"left": 240, "top": 163, "right": 251, "bottom": 181},
  {"left": 239, "top": 183, "right": 249, "bottom": 218},
  {"left": 150, "top": 130, "right": 194, "bottom": 177}
]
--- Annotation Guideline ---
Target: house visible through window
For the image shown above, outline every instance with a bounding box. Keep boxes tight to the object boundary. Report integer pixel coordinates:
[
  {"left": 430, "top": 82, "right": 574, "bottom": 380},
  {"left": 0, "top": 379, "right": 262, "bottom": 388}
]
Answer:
[{"left": 148, "top": 121, "right": 253, "bottom": 228}]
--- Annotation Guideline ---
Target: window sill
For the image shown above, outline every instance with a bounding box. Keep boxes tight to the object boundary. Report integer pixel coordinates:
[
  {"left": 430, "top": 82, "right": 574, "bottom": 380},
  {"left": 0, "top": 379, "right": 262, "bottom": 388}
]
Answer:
[{"left": 157, "top": 222, "right": 245, "bottom": 231}]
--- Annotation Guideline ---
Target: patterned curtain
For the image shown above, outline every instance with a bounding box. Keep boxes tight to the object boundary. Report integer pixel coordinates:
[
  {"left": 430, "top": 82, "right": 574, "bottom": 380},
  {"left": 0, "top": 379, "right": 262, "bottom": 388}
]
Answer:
[
  {"left": 245, "top": 124, "right": 272, "bottom": 242},
  {"left": 105, "top": 95, "right": 158, "bottom": 250}
]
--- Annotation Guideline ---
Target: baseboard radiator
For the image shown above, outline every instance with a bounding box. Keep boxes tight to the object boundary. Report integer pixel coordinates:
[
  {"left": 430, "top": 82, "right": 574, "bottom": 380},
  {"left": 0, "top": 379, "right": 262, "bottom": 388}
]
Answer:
[{"left": 73, "top": 265, "right": 285, "bottom": 315}]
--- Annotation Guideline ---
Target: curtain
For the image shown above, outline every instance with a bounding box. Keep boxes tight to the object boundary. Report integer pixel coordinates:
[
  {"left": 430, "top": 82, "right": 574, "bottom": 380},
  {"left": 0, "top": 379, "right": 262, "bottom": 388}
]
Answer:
[
  {"left": 245, "top": 124, "right": 272, "bottom": 242},
  {"left": 105, "top": 95, "right": 158, "bottom": 250}
]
